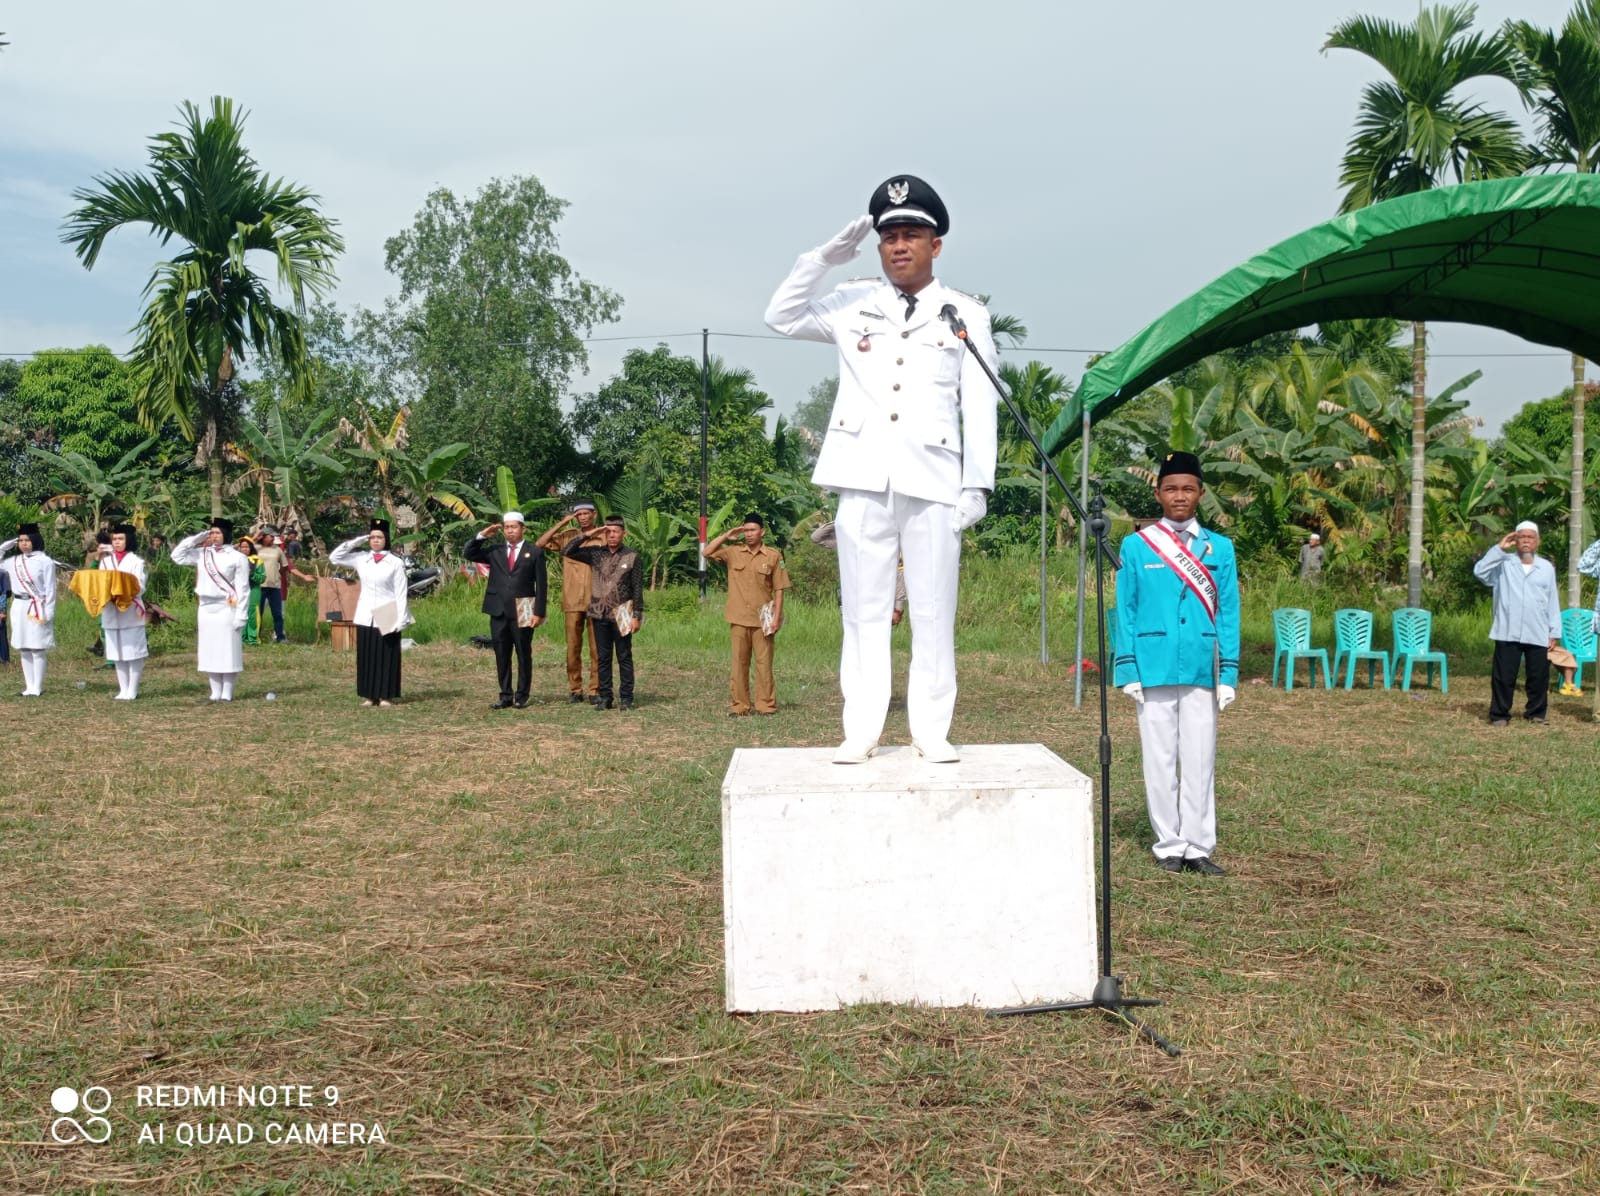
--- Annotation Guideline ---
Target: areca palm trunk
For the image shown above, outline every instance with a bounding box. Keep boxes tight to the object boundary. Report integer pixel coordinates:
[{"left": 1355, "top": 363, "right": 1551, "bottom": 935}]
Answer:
[
  {"left": 1572, "top": 352, "right": 1587, "bottom": 608},
  {"left": 1407, "top": 320, "right": 1427, "bottom": 607}
]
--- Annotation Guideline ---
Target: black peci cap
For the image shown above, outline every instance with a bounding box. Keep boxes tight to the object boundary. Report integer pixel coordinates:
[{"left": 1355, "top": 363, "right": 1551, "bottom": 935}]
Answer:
[
  {"left": 1157, "top": 451, "right": 1204, "bottom": 484},
  {"left": 869, "top": 174, "right": 949, "bottom": 237},
  {"left": 369, "top": 518, "right": 391, "bottom": 544}
]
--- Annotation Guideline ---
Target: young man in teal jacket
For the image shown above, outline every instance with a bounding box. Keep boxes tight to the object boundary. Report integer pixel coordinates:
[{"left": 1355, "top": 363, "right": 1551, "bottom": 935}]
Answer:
[{"left": 1114, "top": 451, "right": 1241, "bottom": 876}]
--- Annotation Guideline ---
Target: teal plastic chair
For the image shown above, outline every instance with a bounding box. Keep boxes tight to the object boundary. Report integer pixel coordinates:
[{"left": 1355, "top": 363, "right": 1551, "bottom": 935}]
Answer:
[
  {"left": 1271, "top": 607, "right": 1331, "bottom": 689},
  {"left": 1332, "top": 608, "right": 1391, "bottom": 690},
  {"left": 1391, "top": 607, "right": 1448, "bottom": 692},
  {"left": 1560, "top": 607, "right": 1597, "bottom": 689}
]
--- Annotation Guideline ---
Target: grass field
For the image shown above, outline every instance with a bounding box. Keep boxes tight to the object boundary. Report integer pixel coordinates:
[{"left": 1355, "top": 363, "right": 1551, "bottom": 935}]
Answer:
[{"left": 2, "top": 561, "right": 1597, "bottom": 1195}]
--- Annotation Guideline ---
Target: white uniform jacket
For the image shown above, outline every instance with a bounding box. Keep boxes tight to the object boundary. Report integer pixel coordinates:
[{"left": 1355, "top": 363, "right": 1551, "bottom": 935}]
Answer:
[
  {"left": 172, "top": 534, "right": 252, "bottom": 628},
  {"left": 100, "top": 551, "right": 148, "bottom": 632},
  {"left": 765, "top": 253, "right": 998, "bottom": 505},
  {"left": 0, "top": 542, "right": 57, "bottom": 649},
  {"left": 329, "top": 538, "right": 414, "bottom": 630}
]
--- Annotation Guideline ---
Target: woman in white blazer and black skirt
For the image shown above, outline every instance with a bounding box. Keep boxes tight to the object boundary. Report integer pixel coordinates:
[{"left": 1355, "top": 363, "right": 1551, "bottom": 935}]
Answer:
[{"left": 329, "top": 518, "right": 413, "bottom": 705}]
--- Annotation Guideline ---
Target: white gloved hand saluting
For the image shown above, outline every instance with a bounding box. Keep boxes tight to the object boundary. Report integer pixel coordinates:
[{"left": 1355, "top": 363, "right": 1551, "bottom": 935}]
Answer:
[
  {"left": 1217, "top": 684, "right": 1236, "bottom": 711},
  {"left": 1121, "top": 682, "right": 1145, "bottom": 705},
  {"left": 816, "top": 215, "right": 873, "bottom": 266},
  {"left": 955, "top": 489, "right": 987, "bottom": 531}
]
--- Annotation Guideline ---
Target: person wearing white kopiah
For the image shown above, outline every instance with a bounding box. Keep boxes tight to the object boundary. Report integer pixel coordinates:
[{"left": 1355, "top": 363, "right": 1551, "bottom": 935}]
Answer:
[
  {"left": 765, "top": 174, "right": 998, "bottom": 764},
  {"left": 100, "top": 523, "right": 150, "bottom": 700},
  {"left": 172, "top": 517, "right": 252, "bottom": 701},
  {"left": 0, "top": 521, "right": 56, "bottom": 697}
]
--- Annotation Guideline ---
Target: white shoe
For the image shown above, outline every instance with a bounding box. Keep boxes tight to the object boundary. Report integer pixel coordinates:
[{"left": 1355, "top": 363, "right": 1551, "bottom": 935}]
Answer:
[
  {"left": 913, "top": 738, "right": 960, "bottom": 763},
  {"left": 832, "top": 738, "right": 879, "bottom": 764}
]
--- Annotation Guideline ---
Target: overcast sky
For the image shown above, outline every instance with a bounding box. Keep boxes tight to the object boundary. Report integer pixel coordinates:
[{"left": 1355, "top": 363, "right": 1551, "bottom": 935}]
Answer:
[{"left": 0, "top": 0, "right": 1587, "bottom": 439}]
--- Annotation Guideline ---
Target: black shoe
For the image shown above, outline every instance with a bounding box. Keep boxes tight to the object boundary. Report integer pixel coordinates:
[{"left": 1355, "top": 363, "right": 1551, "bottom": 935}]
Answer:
[
  {"left": 1156, "top": 857, "right": 1184, "bottom": 874},
  {"left": 568, "top": 693, "right": 586, "bottom": 704},
  {"left": 513, "top": 697, "right": 529, "bottom": 709},
  {"left": 619, "top": 699, "right": 633, "bottom": 711},
  {"left": 755, "top": 710, "right": 776, "bottom": 717},
  {"left": 589, "top": 696, "right": 604, "bottom": 707},
  {"left": 1490, "top": 717, "right": 1510, "bottom": 726},
  {"left": 491, "top": 698, "right": 514, "bottom": 709},
  {"left": 1185, "top": 856, "right": 1227, "bottom": 877},
  {"left": 593, "top": 698, "right": 615, "bottom": 710},
  {"left": 727, "top": 711, "right": 747, "bottom": 718},
  {"left": 1526, "top": 715, "right": 1547, "bottom": 723}
]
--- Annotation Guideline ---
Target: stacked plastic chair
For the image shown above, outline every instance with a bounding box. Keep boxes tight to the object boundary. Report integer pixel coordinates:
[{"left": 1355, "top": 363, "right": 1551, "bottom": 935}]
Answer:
[
  {"left": 1559, "top": 607, "right": 1597, "bottom": 691},
  {"left": 1390, "top": 607, "right": 1448, "bottom": 693},
  {"left": 1271, "top": 607, "right": 1332, "bottom": 689},
  {"left": 1331, "top": 609, "right": 1391, "bottom": 690}
]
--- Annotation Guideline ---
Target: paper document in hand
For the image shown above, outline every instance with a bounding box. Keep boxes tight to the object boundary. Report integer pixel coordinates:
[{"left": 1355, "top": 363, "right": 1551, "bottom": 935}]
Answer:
[
  {"left": 371, "top": 601, "right": 402, "bottom": 635},
  {"left": 614, "top": 600, "right": 636, "bottom": 636}
]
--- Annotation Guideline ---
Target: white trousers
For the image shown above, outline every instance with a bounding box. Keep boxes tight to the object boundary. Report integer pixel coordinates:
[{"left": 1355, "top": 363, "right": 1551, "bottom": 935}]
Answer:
[
  {"left": 1135, "top": 684, "right": 1218, "bottom": 860},
  {"left": 114, "top": 659, "right": 145, "bottom": 699},
  {"left": 835, "top": 487, "right": 961, "bottom": 745},
  {"left": 19, "top": 648, "right": 47, "bottom": 695}
]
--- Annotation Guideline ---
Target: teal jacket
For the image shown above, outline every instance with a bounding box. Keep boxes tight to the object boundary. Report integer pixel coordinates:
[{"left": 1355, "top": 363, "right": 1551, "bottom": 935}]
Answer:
[{"left": 1113, "top": 524, "right": 1240, "bottom": 689}]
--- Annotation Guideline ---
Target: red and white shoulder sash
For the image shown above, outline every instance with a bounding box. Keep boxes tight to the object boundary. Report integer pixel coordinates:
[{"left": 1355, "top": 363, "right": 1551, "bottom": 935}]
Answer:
[
  {"left": 14, "top": 554, "right": 46, "bottom": 621},
  {"left": 202, "top": 549, "right": 239, "bottom": 603},
  {"left": 1137, "top": 524, "right": 1218, "bottom": 623}
]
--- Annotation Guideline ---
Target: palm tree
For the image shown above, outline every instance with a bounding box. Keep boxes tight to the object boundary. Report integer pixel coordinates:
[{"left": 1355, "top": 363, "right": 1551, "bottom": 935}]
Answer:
[
  {"left": 62, "top": 97, "right": 344, "bottom": 517},
  {"left": 1506, "top": 2, "right": 1600, "bottom": 604},
  {"left": 1324, "top": 2, "right": 1526, "bottom": 605}
]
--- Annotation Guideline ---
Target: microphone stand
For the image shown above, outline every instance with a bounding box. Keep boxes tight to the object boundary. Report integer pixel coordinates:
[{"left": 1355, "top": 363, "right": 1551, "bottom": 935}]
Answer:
[{"left": 941, "top": 306, "right": 1179, "bottom": 1055}]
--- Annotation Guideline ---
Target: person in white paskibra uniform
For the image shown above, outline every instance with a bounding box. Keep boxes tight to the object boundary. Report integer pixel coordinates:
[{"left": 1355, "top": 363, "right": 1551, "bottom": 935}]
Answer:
[
  {"left": 172, "top": 517, "right": 252, "bottom": 701},
  {"left": 100, "top": 523, "right": 150, "bottom": 700},
  {"left": 0, "top": 521, "right": 56, "bottom": 696},
  {"left": 765, "top": 174, "right": 997, "bottom": 764}
]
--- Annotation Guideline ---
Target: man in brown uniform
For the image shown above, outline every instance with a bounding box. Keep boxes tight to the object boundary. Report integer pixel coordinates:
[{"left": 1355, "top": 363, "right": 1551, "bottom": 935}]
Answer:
[
  {"left": 536, "top": 500, "right": 604, "bottom": 704},
  {"left": 705, "top": 513, "right": 791, "bottom": 716}
]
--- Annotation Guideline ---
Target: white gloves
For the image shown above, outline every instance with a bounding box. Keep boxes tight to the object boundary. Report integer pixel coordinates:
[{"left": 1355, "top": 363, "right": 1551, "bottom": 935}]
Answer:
[
  {"left": 955, "top": 489, "right": 988, "bottom": 531},
  {"left": 1217, "top": 684, "right": 1236, "bottom": 711},
  {"left": 816, "top": 215, "right": 873, "bottom": 266},
  {"left": 1121, "top": 682, "right": 1145, "bottom": 705}
]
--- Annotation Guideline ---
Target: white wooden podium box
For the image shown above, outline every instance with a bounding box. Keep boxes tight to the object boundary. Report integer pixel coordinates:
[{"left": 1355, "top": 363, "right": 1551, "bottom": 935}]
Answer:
[{"left": 720, "top": 743, "right": 1097, "bottom": 1012}]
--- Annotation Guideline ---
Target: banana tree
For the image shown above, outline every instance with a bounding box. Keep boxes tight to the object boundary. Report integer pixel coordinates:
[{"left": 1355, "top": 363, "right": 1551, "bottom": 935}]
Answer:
[
  {"left": 227, "top": 404, "right": 348, "bottom": 534},
  {"left": 30, "top": 435, "right": 162, "bottom": 540}
]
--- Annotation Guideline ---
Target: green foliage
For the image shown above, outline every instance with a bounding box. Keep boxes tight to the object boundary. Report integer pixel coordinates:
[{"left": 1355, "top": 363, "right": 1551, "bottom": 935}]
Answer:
[
  {"left": 227, "top": 403, "right": 348, "bottom": 532},
  {"left": 371, "top": 175, "right": 620, "bottom": 501},
  {"left": 13, "top": 347, "right": 149, "bottom": 464},
  {"left": 61, "top": 97, "right": 345, "bottom": 516},
  {"left": 1324, "top": 4, "right": 1527, "bottom": 212},
  {"left": 29, "top": 435, "right": 169, "bottom": 538}
]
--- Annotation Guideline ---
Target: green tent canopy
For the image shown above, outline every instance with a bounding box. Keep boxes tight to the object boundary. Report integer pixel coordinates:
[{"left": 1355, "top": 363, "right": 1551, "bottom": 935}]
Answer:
[{"left": 1042, "top": 174, "right": 1600, "bottom": 453}]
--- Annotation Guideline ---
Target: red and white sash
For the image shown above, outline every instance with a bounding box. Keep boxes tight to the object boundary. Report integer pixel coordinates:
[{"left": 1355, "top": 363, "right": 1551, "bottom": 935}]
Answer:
[
  {"left": 1138, "top": 523, "right": 1218, "bottom": 623},
  {"left": 15, "top": 554, "right": 45, "bottom": 621},
  {"left": 202, "top": 549, "right": 239, "bottom": 604}
]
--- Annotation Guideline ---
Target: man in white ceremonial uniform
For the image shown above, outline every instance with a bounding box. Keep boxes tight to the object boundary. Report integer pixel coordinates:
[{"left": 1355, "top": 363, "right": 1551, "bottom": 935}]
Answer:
[
  {"left": 101, "top": 523, "right": 150, "bottom": 700},
  {"left": 172, "top": 517, "right": 252, "bottom": 701},
  {"left": 765, "top": 174, "right": 997, "bottom": 763}
]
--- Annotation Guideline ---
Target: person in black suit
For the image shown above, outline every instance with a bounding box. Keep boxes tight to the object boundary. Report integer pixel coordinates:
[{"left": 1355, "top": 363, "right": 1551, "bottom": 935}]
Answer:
[{"left": 464, "top": 511, "right": 548, "bottom": 708}]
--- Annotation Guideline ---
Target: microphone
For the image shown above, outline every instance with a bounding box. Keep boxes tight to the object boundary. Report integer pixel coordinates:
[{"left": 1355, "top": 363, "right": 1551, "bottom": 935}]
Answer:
[{"left": 939, "top": 304, "right": 968, "bottom": 338}]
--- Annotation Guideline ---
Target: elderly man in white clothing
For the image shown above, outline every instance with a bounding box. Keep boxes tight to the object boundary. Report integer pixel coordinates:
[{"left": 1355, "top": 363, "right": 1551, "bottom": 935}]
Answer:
[
  {"left": 766, "top": 174, "right": 997, "bottom": 763},
  {"left": 1474, "top": 519, "right": 1563, "bottom": 725},
  {"left": 172, "top": 517, "right": 252, "bottom": 701}
]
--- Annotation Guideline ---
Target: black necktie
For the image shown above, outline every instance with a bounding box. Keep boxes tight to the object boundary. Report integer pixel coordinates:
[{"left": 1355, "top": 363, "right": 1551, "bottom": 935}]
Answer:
[{"left": 902, "top": 293, "right": 917, "bottom": 321}]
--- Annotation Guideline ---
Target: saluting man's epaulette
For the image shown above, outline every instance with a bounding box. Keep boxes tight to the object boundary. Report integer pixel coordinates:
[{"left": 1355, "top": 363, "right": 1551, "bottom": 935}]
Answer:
[
  {"left": 944, "top": 286, "right": 984, "bottom": 304},
  {"left": 845, "top": 276, "right": 880, "bottom": 284}
]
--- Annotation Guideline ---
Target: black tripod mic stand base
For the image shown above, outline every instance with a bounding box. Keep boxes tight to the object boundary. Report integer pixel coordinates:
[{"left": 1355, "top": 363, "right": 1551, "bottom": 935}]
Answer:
[{"left": 987, "top": 975, "right": 1181, "bottom": 1057}]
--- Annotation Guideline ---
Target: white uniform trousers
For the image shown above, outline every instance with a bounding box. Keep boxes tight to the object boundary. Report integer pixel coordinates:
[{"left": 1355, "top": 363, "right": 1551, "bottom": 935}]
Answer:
[
  {"left": 1134, "top": 684, "right": 1218, "bottom": 861},
  {"left": 834, "top": 487, "right": 961, "bottom": 746}
]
